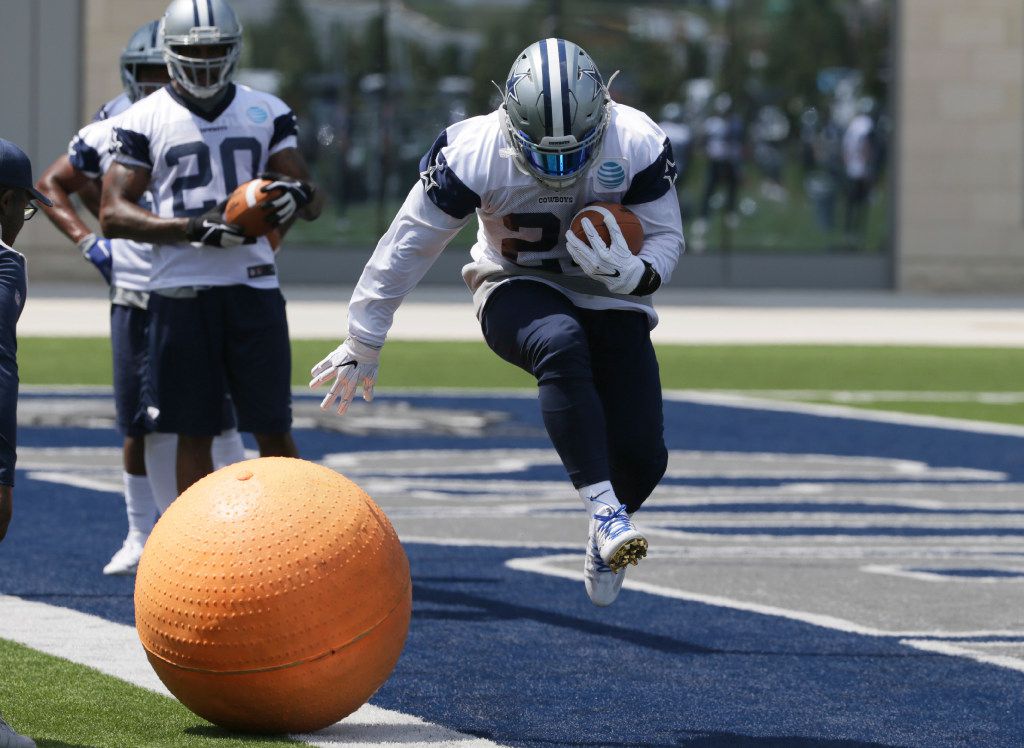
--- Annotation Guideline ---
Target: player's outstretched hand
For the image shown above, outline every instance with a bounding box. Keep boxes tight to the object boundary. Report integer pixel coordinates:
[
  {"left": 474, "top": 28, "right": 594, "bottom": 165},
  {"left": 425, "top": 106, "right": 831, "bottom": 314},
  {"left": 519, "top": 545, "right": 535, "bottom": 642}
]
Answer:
[
  {"left": 309, "top": 338, "right": 381, "bottom": 416},
  {"left": 77, "top": 233, "right": 113, "bottom": 284},
  {"left": 258, "top": 171, "right": 315, "bottom": 226},
  {"left": 185, "top": 200, "right": 250, "bottom": 248},
  {"left": 565, "top": 216, "right": 645, "bottom": 295}
]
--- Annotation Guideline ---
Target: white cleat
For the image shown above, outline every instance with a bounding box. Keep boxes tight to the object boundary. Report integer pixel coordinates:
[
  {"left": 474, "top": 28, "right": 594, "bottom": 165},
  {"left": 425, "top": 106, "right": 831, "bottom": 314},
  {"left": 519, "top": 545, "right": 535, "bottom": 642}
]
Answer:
[
  {"left": 584, "top": 534, "right": 626, "bottom": 607},
  {"left": 584, "top": 505, "right": 648, "bottom": 606},
  {"left": 102, "top": 532, "right": 147, "bottom": 576},
  {"left": 592, "top": 504, "right": 648, "bottom": 572},
  {"left": 0, "top": 712, "right": 35, "bottom": 748}
]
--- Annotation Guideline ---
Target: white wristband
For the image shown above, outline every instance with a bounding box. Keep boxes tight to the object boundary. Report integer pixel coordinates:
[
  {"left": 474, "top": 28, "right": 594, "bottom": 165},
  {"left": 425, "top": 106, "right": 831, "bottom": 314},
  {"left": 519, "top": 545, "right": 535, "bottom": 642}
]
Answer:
[{"left": 76, "top": 233, "right": 97, "bottom": 255}]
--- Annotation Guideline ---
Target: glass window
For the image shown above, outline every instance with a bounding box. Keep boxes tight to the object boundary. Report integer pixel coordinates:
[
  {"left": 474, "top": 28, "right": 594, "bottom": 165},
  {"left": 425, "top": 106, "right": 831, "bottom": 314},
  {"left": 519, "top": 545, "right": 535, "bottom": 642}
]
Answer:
[{"left": 233, "top": 0, "right": 893, "bottom": 257}]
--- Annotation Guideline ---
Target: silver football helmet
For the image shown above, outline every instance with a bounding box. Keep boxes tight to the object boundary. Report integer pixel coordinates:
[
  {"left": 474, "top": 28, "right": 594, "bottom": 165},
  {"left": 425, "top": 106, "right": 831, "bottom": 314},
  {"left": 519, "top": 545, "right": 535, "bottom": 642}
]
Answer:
[
  {"left": 501, "top": 39, "right": 611, "bottom": 189},
  {"left": 121, "top": 21, "right": 167, "bottom": 102},
  {"left": 160, "top": 0, "right": 242, "bottom": 99}
]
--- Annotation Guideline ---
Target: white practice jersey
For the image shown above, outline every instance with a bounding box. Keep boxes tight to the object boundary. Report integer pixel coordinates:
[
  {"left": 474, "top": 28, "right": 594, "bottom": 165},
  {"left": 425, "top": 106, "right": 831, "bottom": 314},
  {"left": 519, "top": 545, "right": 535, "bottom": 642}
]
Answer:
[
  {"left": 111, "top": 84, "right": 298, "bottom": 290},
  {"left": 69, "top": 113, "right": 154, "bottom": 292},
  {"left": 348, "top": 103, "right": 684, "bottom": 348}
]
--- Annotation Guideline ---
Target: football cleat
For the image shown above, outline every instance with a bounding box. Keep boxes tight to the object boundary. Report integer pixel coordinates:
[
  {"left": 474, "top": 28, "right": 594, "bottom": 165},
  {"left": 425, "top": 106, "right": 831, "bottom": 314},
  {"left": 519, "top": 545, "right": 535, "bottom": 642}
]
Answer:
[
  {"left": 0, "top": 712, "right": 35, "bottom": 748},
  {"left": 102, "top": 532, "right": 147, "bottom": 576},
  {"left": 584, "top": 533, "right": 626, "bottom": 607},
  {"left": 591, "top": 504, "right": 647, "bottom": 573}
]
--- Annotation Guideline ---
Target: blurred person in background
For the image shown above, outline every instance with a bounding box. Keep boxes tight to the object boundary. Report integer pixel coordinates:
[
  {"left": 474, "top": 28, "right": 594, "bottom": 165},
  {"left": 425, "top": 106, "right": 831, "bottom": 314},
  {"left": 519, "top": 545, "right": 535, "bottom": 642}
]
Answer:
[
  {"left": 842, "top": 97, "right": 877, "bottom": 244},
  {"left": 0, "top": 137, "right": 53, "bottom": 748},
  {"left": 657, "top": 102, "right": 694, "bottom": 220},
  {"left": 693, "top": 93, "right": 744, "bottom": 250}
]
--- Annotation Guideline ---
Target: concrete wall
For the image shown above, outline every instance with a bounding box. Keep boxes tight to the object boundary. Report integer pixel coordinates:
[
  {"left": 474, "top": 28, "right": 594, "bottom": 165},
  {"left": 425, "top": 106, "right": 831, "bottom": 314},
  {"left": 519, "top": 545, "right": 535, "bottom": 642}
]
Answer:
[
  {"left": 898, "top": 0, "right": 1024, "bottom": 290},
  {"left": 82, "top": 0, "right": 168, "bottom": 123},
  {"left": 7, "top": 0, "right": 166, "bottom": 283}
]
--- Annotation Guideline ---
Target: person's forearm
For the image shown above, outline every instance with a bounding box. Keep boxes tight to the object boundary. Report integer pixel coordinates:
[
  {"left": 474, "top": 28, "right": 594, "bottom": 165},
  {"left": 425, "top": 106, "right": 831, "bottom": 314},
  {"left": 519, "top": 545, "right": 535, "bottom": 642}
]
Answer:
[
  {"left": 78, "top": 179, "right": 102, "bottom": 219},
  {"left": 101, "top": 199, "right": 189, "bottom": 244},
  {"left": 36, "top": 161, "right": 94, "bottom": 244},
  {"left": 300, "top": 186, "right": 325, "bottom": 221}
]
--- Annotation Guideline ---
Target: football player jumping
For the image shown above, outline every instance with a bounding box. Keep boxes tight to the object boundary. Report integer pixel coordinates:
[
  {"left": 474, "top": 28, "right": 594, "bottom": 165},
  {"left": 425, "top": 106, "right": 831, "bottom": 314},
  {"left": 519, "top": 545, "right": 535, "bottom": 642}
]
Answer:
[
  {"left": 312, "top": 39, "right": 683, "bottom": 607},
  {"left": 37, "top": 20, "right": 246, "bottom": 576},
  {"left": 101, "top": 0, "right": 323, "bottom": 493}
]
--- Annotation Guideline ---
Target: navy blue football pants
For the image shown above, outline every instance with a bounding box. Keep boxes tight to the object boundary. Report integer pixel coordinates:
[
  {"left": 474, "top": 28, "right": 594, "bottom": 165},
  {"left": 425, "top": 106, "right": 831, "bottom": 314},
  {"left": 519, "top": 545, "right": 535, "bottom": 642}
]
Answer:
[{"left": 481, "top": 280, "right": 668, "bottom": 513}]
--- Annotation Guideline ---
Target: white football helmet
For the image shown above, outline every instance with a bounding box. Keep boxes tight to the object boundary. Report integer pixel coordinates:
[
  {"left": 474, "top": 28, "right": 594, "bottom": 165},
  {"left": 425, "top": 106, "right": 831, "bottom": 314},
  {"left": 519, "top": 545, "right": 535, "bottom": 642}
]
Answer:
[{"left": 160, "top": 0, "right": 242, "bottom": 99}]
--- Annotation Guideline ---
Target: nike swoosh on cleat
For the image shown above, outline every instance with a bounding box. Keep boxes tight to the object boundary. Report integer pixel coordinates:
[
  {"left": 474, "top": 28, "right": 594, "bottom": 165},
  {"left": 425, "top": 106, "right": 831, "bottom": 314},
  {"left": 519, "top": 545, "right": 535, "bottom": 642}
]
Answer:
[{"left": 594, "top": 270, "right": 620, "bottom": 277}]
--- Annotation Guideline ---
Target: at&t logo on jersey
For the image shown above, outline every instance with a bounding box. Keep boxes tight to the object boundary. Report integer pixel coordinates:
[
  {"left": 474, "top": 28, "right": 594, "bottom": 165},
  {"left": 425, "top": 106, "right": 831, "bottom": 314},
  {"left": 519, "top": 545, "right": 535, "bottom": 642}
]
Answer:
[
  {"left": 595, "top": 159, "right": 626, "bottom": 189},
  {"left": 247, "top": 106, "right": 268, "bottom": 124}
]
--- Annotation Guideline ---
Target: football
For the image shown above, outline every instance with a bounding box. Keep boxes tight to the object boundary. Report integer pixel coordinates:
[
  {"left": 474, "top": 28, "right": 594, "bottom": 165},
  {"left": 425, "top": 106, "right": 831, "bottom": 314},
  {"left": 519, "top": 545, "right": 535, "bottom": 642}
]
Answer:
[
  {"left": 570, "top": 202, "right": 644, "bottom": 255},
  {"left": 223, "top": 178, "right": 286, "bottom": 238}
]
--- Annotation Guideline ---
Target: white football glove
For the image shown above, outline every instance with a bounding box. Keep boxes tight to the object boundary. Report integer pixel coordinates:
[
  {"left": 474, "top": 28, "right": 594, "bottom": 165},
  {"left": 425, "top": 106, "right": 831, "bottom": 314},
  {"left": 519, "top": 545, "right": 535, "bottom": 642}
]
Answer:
[
  {"left": 309, "top": 337, "right": 381, "bottom": 416},
  {"left": 564, "top": 214, "right": 645, "bottom": 295}
]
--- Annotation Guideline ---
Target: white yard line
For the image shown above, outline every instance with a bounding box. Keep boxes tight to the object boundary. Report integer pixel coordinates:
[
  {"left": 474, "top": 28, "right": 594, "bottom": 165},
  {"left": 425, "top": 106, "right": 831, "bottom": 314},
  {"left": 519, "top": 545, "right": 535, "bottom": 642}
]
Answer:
[
  {"left": 900, "top": 639, "right": 1024, "bottom": 675},
  {"left": 666, "top": 390, "right": 1024, "bottom": 438},
  {"left": 503, "top": 555, "right": 1024, "bottom": 649},
  {"left": 0, "top": 596, "right": 502, "bottom": 747},
  {"left": 705, "top": 390, "right": 1024, "bottom": 404}
]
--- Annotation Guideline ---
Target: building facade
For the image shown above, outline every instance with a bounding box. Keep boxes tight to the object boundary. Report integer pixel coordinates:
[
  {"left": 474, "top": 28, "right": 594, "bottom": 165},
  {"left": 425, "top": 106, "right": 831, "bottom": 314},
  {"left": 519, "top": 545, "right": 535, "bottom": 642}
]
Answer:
[{"left": 0, "top": 0, "right": 1021, "bottom": 291}]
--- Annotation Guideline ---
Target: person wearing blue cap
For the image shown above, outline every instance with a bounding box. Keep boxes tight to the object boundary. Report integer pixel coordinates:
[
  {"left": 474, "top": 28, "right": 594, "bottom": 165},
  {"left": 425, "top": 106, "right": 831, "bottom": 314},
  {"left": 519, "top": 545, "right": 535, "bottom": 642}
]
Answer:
[{"left": 0, "top": 137, "right": 50, "bottom": 748}]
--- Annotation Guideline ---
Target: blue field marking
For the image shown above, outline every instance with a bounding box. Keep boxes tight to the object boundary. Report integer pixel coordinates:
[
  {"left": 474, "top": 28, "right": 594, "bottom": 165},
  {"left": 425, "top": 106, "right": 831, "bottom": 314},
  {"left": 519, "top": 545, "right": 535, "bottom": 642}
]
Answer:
[
  {"left": 5, "top": 391, "right": 1024, "bottom": 746},
  {"left": 626, "top": 502, "right": 1024, "bottom": 515},
  {"left": 908, "top": 568, "right": 1024, "bottom": 580},
  {"left": 669, "top": 526, "right": 1024, "bottom": 537}
]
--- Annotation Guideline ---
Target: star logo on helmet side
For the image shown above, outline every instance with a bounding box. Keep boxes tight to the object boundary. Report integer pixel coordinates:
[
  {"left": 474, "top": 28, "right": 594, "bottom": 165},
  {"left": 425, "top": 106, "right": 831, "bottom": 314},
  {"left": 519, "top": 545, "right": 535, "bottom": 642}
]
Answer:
[
  {"left": 506, "top": 71, "right": 529, "bottom": 105},
  {"left": 579, "top": 66, "right": 604, "bottom": 99}
]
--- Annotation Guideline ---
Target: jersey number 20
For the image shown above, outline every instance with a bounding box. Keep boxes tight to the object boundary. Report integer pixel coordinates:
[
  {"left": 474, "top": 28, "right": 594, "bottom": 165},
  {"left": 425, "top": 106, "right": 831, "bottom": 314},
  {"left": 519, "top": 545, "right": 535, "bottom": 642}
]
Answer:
[{"left": 166, "top": 137, "right": 262, "bottom": 217}]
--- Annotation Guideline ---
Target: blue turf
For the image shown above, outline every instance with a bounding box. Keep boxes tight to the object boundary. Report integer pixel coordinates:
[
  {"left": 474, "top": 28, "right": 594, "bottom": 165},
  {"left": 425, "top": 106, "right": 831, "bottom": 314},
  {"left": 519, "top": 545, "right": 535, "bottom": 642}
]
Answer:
[{"left": 4, "top": 393, "right": 1024, "bottom": 746}]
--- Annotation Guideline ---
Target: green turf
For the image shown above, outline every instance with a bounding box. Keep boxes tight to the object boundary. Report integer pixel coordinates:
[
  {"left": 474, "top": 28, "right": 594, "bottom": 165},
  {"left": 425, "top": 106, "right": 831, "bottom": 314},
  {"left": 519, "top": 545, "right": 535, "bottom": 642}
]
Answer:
[
  {"left": 0, "top": 638, "right": 299, "bottom": 748},
  {"left": 18, "top": 338, "right": 1024, "bottom": 390}
]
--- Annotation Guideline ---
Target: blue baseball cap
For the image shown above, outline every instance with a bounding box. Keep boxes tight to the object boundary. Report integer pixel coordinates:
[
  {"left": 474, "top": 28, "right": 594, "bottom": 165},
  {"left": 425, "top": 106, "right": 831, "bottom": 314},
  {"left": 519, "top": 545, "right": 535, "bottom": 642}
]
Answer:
[{"left": 0, "top": 139, "right": 52, "bottom": 207}]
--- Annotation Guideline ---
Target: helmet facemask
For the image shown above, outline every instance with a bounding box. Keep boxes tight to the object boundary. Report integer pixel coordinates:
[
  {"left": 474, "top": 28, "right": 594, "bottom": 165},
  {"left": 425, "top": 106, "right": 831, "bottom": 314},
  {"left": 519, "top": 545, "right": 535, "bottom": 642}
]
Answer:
[
  {"left": 164, "top": 40, "right": 240, "bottom": 99},
  {"left": 123, "top": 63, "right": 171, "bottom": 103},
  {"left": 120, "top": 19, "right": 168, "bottom": 103},
  {"left": 502, "top": 103, "right": 610, "bottom": 189}
]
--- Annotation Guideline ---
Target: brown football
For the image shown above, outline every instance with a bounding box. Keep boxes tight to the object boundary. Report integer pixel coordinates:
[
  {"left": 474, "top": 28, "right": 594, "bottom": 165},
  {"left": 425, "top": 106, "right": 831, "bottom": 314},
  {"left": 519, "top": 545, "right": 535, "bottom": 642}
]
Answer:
[
  {"left": 570, "top": 202, "right": 644, "bottom": 255},
  {"left": 224, "top": 178, "right": 286, "bottom": 238}
]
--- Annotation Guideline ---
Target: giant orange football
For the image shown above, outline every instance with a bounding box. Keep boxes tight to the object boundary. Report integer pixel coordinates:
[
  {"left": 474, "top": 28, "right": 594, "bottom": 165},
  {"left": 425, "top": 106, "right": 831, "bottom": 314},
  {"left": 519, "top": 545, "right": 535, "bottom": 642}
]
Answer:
[{"left": 134, "top": 457, "right": 411, "bottom": 734}]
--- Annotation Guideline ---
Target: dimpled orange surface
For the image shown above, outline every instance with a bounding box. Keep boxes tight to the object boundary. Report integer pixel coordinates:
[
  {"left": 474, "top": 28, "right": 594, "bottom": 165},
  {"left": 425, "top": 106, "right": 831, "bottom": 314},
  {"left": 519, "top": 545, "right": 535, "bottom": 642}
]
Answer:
[{"left": 134, "top": 457, "right": 412, "bottom": 734}]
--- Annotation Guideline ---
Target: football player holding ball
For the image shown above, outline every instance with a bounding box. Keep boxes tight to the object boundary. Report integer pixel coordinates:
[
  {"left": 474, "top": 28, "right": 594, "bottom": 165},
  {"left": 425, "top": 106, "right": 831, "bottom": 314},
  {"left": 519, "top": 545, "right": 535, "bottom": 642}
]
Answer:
[{"left": 313, "top": 39, "right": 683, "bottom": 607}]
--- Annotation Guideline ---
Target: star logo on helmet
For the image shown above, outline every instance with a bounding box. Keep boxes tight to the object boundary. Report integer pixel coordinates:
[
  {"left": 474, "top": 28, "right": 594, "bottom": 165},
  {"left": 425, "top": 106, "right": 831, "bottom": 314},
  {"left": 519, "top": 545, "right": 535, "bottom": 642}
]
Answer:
[
  {"left": 506, "top": 71, "right": 529, "bottom": 105},
  {"left": 420, "top": 162, "right": 441, "bottom": 193},
  {"left": 579, "top": 66, "right": 604, "bottom": 98}
]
